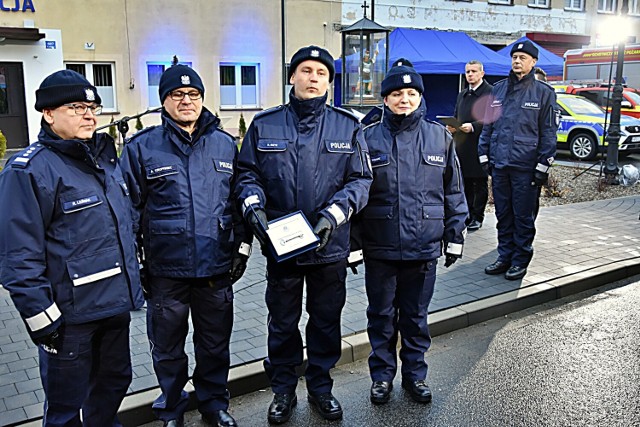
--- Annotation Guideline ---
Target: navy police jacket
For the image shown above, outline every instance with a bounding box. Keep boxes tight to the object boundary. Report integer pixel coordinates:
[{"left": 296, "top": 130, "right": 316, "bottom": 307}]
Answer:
[
  {"left": 0, "top": 126, "right": 144, "bottom": 340},
  {"left": 236, "top": 91, "right": 373, "bottom": 264},
  {"left": 478, "top": 71, "right": 558, "bottom": 174},
  {"left": 360, "top": 101, "right": 467, "bottom": 261},
  {"left": 120, "top": 108, "right": 244, "bottom": 278}
]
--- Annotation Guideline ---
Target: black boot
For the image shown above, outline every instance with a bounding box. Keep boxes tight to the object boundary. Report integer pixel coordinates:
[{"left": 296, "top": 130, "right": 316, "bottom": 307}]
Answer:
[{"left": 267, "top": 393, "right": 297, "bottom": 424}]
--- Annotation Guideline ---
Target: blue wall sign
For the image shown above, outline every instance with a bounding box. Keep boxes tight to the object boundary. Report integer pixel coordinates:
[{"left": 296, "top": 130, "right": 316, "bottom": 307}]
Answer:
[
  {"left": 45, "top": 40, "right": 55, "bottom": 49},
  {"left": 0, "top": 0, "right": 35, "bottom": 12}
]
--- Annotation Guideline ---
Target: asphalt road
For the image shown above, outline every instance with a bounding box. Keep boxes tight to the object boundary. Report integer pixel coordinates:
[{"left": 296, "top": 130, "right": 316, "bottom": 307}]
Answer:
[{"left": 143, "top": 275, "right": 640, "bottom": 427}]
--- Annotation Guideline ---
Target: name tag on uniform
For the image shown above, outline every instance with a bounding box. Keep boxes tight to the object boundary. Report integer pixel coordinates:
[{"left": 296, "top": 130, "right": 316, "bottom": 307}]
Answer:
[
  {"left": 214, "top": 159, "right": 233, "bottom": 174},
  {"left": 257, "top": 139, "right": 288, "bottom": 152},
  {"left": 146, "top": 165, "right": 178, "bottom": 179},
  {"left": 371, "top": 153, "right": 389, "bottom": 167},
  {"left": 325, "top": 140, "right": 354, "bottom": 153},
  {"left": 522, "top": 101, "right": 540, "bottom": 109},
  {"left": 424, "top": 154, "right": 445, "bottom": 167},
  {"left": 62, "top": 195, "right": 102, "bottom": 213}
]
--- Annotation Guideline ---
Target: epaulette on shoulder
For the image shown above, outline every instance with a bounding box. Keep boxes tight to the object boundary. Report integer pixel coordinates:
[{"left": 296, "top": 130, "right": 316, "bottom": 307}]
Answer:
[
  {"left": 216, "top": 127, "right": 237, "bottom": 142},
  {"left": 537, "top": 80, "right": 555, "bottom": 91},
  {"left": 125, "top": 125, "right": 156, "bottom": 144},
  {"left": 425, "top": 118, "right": 447, "bottom": 128},
  {"left": 254, "top": 105, "right": 284, "bottom": 120},
  {"left": 9, "top": 143, "right": 46, "bottom": 169},
  {"left": 362, "top": 121, "right": 381, "bottom": 131},
  {"left": 494, "top": 77, "right": 508, "bottom": 87},
  {"left": 329, "top": 105, "right": 359, "bottom": 121}
]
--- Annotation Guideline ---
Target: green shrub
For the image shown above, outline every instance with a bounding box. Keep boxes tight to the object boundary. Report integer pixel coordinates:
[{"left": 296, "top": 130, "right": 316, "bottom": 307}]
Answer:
[
  {"left": 0, "top": 129, "right": 6, "bottom": 162},
  {"left": 238, "top": 113, "right": 247, "bottom": 139},
  {"left": 108, "top": 116, "right": 118, "bottom": 140}
]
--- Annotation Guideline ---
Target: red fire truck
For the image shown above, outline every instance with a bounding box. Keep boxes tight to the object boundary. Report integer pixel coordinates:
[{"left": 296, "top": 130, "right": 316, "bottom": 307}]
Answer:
[{"left": 564, "top": 45, "right": 640, "bottom": 89}]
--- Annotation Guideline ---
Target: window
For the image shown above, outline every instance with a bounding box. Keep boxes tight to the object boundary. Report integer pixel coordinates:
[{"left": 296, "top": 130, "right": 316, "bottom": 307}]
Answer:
[
  {"left": 528, "top": 0, "right": 550, "bottom": 7},
  {"left": 598, "top": 0, "right": 617, "bottom": 13},
  {"left": 630, "top": 0, "right": 640, "bottom": 15},
  {"left": 488, "top": 0, "right": 512, "bottom": 4},
  {"left": 564, "top": 0, "right": 585, "bottom": 11},
  {"left": 146, "top": 62, "right": 192, "bottom": 108},
  {"left": 219, "top": 63, "right": 259, "bottom": 109},
  {"left": 65, "top": 63, "right": 117, "bottom": 112},
  {"left": 284, "top": 63, "right": 293, "bottom": 100}
]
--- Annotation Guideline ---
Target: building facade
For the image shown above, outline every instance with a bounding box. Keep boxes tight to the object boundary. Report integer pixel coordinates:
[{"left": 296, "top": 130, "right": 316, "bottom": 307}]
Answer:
[{"left": 0, "top": 0, "right": 638, "bottom": 148}]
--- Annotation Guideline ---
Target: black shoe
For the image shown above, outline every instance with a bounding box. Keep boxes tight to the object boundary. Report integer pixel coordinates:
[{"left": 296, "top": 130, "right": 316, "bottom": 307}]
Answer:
[
  {"left": 505, "top": 265, "right": 527, "bottom": 280},
  {"left": 485, "top": 260, "right": 510, "bottom": 275},
  {"left": 370, "top": 381, "right": 393, "bottom": 404},
  {"left": 202, "top": 410, "right": 237, "bottom": 427},
  {"left": 162, "top": 419, "right": 184, "bottom": 427},
  {"left": 307, "top": 392, "right": 343, "bottom": 421},
  {"left": 467, "top": 220, "right": 483, "bottom": 231},
  {"left": 268, "top": 393, "right": 297, "bottom": 424},
  {"left": 401, "top": 379, "right": 432, "bottom": 403}
]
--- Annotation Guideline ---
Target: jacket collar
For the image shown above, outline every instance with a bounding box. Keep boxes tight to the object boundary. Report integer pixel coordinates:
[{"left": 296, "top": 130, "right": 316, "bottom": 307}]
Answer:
[
  {"left": 161, "top": 107, "right": 219, "bottom": 146},
  {"left": 289, "top": 89, "right": 328, "bottom": 128},
  {"left": 382, "top": 97, "right": 426, "bottom": 135},
  {"left": 38, "top": 120, "right": 109, "bottom": 168}
]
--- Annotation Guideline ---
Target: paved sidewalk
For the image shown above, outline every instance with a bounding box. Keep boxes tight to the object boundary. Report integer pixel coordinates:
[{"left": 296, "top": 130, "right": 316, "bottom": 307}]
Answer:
[{"left": 1, "top": 195, "right": 639, "bottom": 426}]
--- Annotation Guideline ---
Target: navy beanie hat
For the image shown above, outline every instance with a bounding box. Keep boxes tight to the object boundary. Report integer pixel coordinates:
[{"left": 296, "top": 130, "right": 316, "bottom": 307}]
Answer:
[
  {"left": 510, "top": 40, "right": 538, "bottom": 59},
  {"left": 381, "top": 61, "right": 424, "bottom": 97},
  {"left": 35, "top": 70, "right": 102, "bottom": 112},
  {"left": 289, "top": 45, "right": 335, "bottom": 83},
  {"left": 158, "top": 65, "right": 205, "bottom": 102}
]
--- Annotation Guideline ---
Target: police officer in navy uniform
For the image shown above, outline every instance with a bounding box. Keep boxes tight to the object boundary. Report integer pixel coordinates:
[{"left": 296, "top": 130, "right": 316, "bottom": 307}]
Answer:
[
  {"left": 359, "top": 60, "right": 467, "bottom": 405},
  {"left": 0, "top": 70, "right": 144, "bottom": 426},
  {"left": 120, "top": 65, "right": 247, "bottom": 427},
  {"left": 236, "top": 45, "right": 372, "bottom": 423},
  {"left": 478, "top": 40, "right": 558, "bottom": 280}
]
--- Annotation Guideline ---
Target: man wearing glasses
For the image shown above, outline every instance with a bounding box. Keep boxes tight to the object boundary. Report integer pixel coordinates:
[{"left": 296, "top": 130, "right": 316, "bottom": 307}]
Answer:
[
  {"left": 0, "top": 69, "right": 144, "bottom": 425},
  {"left": 120, "top": 65, "right": 247, "bottom": 427}
]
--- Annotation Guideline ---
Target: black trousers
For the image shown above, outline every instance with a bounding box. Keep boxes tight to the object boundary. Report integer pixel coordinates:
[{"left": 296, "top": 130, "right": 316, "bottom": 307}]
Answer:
[
  {"left": 263, "top": 258, "right": 347, "bottom": 395},
  {"left": 464, "top": 176, "right": 489, "bottom": 223}
]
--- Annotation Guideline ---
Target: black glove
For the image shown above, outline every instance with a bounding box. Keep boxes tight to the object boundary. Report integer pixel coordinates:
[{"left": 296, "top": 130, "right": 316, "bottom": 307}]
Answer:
[
  {"left": 347, "top": 250, "right": 364, "bottom": 274},
  {"left": 139, "top": 263, "right": 152, "bottom": 299},
  {"left": 481, "top": 162, "right": 491, "bottom": 176},
  {"left": 532, "top": 170, "right": 549, "bottom": 187},
  {"left": 247, "top": 208, "right": 269, "bottom": 246},
  {"left": 444, "top": 254, "right": 460, "bottom": 268},
  {"left": 33, "top": 328, "right": 61, "bottom": 350},
  {"left": 229, "top": 253, "right": 249, "bottom": 284},
  {"left": 313, "top": 216, "right": 334, "bottom": 251}
]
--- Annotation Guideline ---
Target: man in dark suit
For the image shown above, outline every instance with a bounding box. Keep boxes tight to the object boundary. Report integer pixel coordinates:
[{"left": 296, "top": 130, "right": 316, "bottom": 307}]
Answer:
[{"left": 449, "top": 60, "right": 493, "bottom": 231}]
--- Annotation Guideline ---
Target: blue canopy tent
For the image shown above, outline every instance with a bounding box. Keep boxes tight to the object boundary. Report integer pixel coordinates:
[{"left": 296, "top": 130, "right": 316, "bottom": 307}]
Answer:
[
  {"left": 496, "top": 36, "right": 564, "bottom": 77},
  {"left": 335, "top": 28, "right": 512, "bottom": 119}
]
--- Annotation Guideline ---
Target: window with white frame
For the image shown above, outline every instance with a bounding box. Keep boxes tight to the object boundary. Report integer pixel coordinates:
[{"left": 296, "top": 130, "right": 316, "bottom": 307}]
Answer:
[
  {"left": 488, "top": 0, "right": 512, "bottom": 4},
  {"left": 565, "top": 0, "right": 585, "bottom": 11},
  {"left": 146, "top": 61, "right": 192, "bottom": 108},
  {"left": 65, "top": 63, "right": 117, "bottom": 112},
  {"left": 598, "top": 0, "right": 617, "bottom": 13},
  {"left": 630, "top": 0, "right": 640, "bottom": 15},
  {"left": 219, "top": 64, "right": 259, "bottom": 109},
  {"left": 528, "top": 0, "right": 550, "bottom": 7}
]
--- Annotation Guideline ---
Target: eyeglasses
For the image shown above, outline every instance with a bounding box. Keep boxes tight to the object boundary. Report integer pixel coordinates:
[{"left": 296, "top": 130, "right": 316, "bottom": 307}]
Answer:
[
  {"left": 169, "top": 90, "right": 202, "bottom": 101},
  {"left": 63, "top": 103, "right": 103, "bottom": 116}
]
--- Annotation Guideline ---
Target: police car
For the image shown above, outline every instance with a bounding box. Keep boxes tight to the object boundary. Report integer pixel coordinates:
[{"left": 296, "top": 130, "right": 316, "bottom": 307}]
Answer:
[{"left": 556, "top": 93, "right": 640, "bottom": 160}]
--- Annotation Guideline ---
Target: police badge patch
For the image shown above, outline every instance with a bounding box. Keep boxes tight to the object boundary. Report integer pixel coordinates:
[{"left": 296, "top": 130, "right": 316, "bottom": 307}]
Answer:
[
  {"left": 84, "top": 88, "right": 95, "bottom": 101},
  {"left": 403, "top": 74, "right": 412, "bottom": 84},
  {"left": 181, "top": 75, "right": 191, "bottom": 85},
  {"left": 311, "top": 50, "right": 320, "bottom": 57}
]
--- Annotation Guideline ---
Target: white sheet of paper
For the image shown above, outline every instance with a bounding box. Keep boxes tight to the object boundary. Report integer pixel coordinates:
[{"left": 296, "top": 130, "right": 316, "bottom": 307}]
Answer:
[{"left": 266, "top": 212, "right": 319, "bottom": 257}]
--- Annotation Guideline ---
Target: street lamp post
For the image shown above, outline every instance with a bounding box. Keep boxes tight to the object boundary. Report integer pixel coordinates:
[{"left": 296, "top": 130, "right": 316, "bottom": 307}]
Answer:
[{"left": 604, "top": 0, "right": 629, "bottom": 184}]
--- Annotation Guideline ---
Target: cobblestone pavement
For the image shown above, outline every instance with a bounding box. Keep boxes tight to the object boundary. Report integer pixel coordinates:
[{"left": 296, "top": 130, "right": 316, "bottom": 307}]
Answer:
[{"left": 1, "top": 195, "right": 639, "bottom": 425}]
